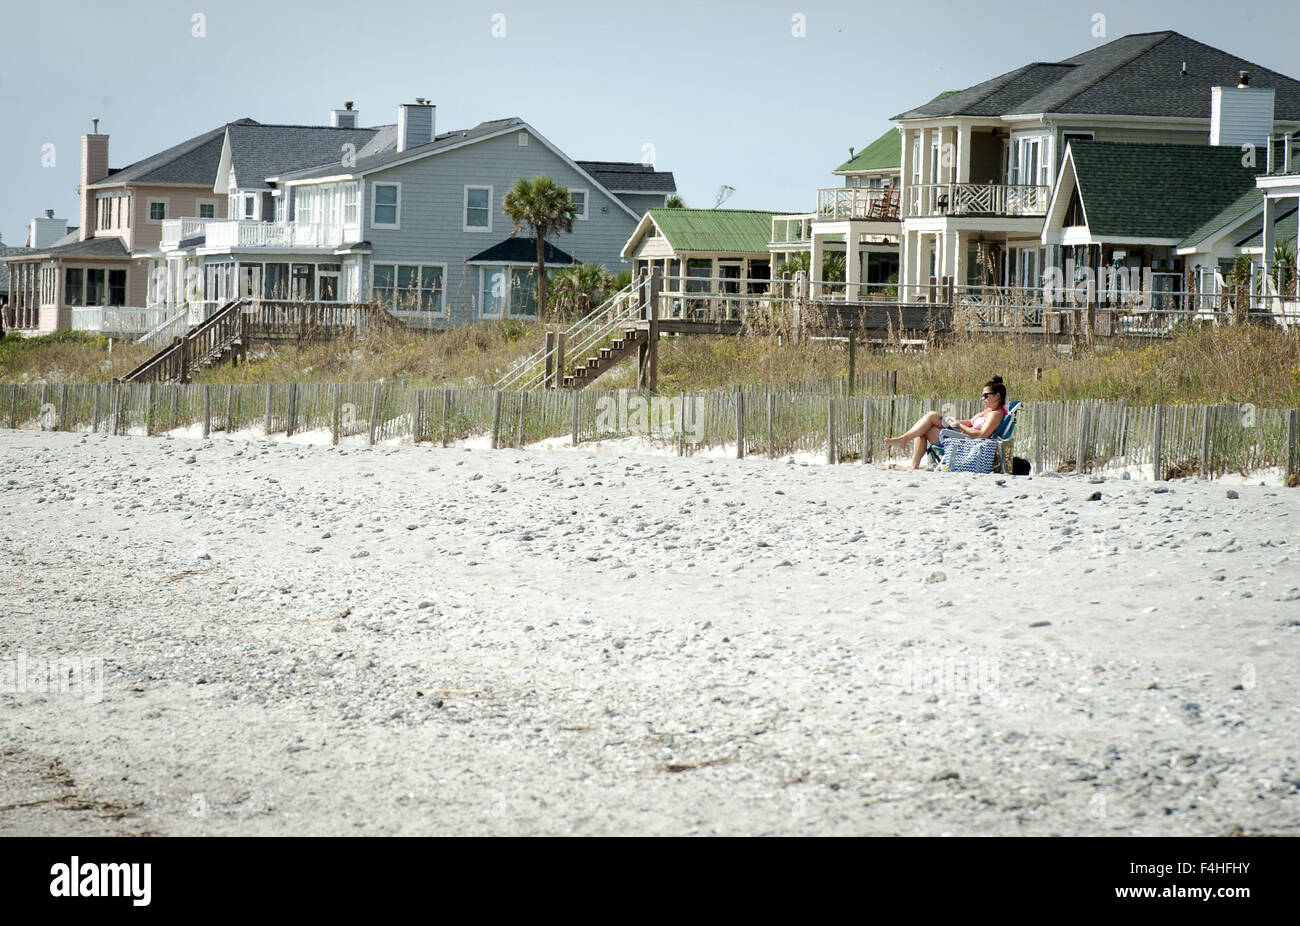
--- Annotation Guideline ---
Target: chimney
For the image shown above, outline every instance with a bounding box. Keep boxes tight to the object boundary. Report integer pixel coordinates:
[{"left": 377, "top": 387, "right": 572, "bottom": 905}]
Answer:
[
  {"left": 1238, "top": 71, "right": 1250, "bottom": 87},
  {"left": 30, "top": 211, "right": 69, "bottom": 249},
  {"left": 80, "top": 126, "right": 109, "bottom": 241},
  {"left": 1210, "top": 83, "right": 1275, "bottom": 150},
  {"left": 397, "top": 100, "right": 435, "bottom": 152},
  {"left": 331, "top": 100, "right": 359, "bottom": 129}
]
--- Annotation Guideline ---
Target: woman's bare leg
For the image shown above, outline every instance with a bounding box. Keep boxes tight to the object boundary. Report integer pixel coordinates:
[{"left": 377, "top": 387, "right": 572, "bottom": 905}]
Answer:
[
  {"left": 886, "top": 411, "right": 942, "bottom": 448},
  {"left": 910, "top": 436, "right": 928, "bottom": 469}
]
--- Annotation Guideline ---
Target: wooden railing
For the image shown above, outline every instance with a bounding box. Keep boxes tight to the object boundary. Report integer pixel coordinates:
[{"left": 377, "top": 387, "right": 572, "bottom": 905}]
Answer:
[
  {"left": 120, "top": 299, "right": 246, "bottom": 384},
  {"left": 816, "top": 187, "right": 900, "bottom": 221},
  {"left": 905, "top": 182, "right": 1050, "bottom": 217}
]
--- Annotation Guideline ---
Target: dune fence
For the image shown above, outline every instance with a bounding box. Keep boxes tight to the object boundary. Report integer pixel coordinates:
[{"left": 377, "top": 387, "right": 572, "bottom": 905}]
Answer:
[{"left": 2, "top": 381, "right": 1297, "bottom": 484}]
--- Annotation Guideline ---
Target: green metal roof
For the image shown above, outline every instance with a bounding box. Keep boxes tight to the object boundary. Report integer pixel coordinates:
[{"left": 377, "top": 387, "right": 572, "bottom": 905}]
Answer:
[
  {"left": 835, "top": 128, "right": 900, "bottom": 173},
  {"left": 1068, "top": 141, "right": 1259, "bottom": 239},
  {"left": 645, "top": 208, "right": 780, "bottom": 254},
  {"left": 1178, "top": 188, "right": 1262, "bottom": 250}
]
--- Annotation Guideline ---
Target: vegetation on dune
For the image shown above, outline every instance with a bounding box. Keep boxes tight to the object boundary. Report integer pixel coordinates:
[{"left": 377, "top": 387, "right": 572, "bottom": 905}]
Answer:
[{"left": 3, "top": 322, "right": 1298, "bottom": 409}]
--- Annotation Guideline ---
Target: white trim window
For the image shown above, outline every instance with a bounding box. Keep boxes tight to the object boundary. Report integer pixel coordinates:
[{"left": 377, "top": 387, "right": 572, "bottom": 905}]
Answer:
[
  {"left": 243, "top": 194, "right": 257, "bottom": 220},
  {"left": 464, "top": 185, "right": 492, "bottom": 232},
  {"left": 372, "top": 263, "right": 445, "bottom": 315},
  {"left": 479, "top": 265, "right": 507, "bottom": 316},
  {"left": 371, "top": 182, "right": 401, "bottom": 229},
  {"left": 341, "top": 182, "right": 359, "bottom": 228},
  {"left": 570, "top": 189, "right": 588, "bottom": 220},
  {"left": 147, "top": 199, "right": 168, "bottom": 223},
  {"left": 1014, "top": 136, "right": 1051, "bottom": 187},
  {"left": 197, "top": 201, "right": 217, "bottom": 219}
]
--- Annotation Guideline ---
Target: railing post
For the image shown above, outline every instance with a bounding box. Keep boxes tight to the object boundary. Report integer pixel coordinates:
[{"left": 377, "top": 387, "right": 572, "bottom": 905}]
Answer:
[
  {"left": 735, "top": 387, "right": 745, "bottom": 459},
  {"left": 58, "top": 384, "right": 69, "bottom": 432},
  {"left": 113, "top": 383, "right": 123, "bottom": 436},
  {"left": 413, "top": 389, "right": 423, "bottom": 444},
  {"left": 543, "top": 330, "right": 555, "bottom": 390},
  {"left": 571, "top": 389, "right": 580, "bottom": 446},
  {"left": 1286, "top": 409, "right": 1298, "bottom": 485},
  {"left": 331, "top": 384, "right": 342, "bottom": 445},
  {"left": 1152, "top": 404, "right": 1165, "bottom": 481},
  {"left": 285, "top": 381, "right": 298, "bottom": 437},
  {"left": 861, "top": 398, "right": 872, "bottom": 464},
  {"left": 145, "top": 382, "right": 155, "bottom": 436},
  {"left": 1200, "top": 406, "right": 1212, "bottom": 480},
  {"left": 202, "top": 384, "right": 212, "bottom": 438},
  {"left": 441, "top": 389, "right": 451, "bottom": 446},
  {"left": 1035, "top": 404, "right": 1045, "bottom": 477},
  {"left": 516, "top": 391, "right": 527, "bottom": 448},
  {"left": 368, "top": 384, "right": 381, "bottom": 446},
  {"left": 225, "top": 385, "right": 234, "bottom": 434},
  {"left": 827, "top": 397, "right": 836, "bottom": 465},
  {"left": 9, "top": 384, "right": 18, "bottom": 430},
  {"left": 554, "top": 331, "right": 567, "bottom": 389},
  {"left": 490, "top": 391, "right": 503, "bottom": 450},
  {"left": 847, "top": 330, "right": 856, "bottom": 396}
]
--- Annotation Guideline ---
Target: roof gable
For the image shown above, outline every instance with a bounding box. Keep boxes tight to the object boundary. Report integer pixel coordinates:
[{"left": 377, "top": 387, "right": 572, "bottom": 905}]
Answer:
[
  {"left": 635, "top": 208, "right": 781, "bottom": 255},
  {"left": 91, "top": 119, "right": 257, "bottom": 188},
  {"left": 1067, "top": 141, "right": 1259, "bottom": 239},
  {"left": 894, "top": 31, "right": 1300, "bottom": 121},
  {"left": 226, "top": 123, "right": 382, "bottom": 190}
]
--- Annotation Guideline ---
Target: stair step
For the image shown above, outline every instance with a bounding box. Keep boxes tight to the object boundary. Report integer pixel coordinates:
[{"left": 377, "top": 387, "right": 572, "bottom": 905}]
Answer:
[{"left": 598, "top": 348, "right": 611, "bottom": 359}]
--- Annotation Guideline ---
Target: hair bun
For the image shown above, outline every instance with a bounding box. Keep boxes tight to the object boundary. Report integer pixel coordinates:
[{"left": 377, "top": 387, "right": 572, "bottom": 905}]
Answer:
[{"left": 991, "top": 375, "right": 1003, "bottom": 384}]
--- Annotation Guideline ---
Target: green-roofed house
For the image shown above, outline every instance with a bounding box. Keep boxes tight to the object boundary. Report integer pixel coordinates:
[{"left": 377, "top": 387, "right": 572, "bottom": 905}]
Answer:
[
  {"left": 622, "top": 208, "right": 779, "bottom": 301},
  {"left": 770, "top": 126, "right": 904, "bottom": 300},
  {"left": 890, "top": 31, "right": 1300, "bottom": 297}
]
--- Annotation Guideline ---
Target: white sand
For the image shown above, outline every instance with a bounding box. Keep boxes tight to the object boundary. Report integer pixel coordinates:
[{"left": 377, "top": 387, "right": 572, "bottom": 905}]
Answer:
[{"left": 1, "top": 428, "right": 1297, "bottom": 836}]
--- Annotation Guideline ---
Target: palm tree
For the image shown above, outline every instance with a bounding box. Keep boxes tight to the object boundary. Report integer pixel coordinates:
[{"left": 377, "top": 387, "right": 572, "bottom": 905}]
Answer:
[{"left": 502, "top": 176, "right": 579, "bottom": 320}]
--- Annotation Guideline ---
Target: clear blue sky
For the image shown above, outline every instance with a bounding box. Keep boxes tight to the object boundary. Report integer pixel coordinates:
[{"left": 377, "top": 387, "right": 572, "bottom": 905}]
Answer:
[{"left": 2, "top": 0, "right": 1297, "bottom": 242}]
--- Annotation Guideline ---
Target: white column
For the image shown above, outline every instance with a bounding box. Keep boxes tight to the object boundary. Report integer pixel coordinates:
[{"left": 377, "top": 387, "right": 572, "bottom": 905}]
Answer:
[
  {"left": 845, "top": 232, "right": 861, "bottom": 301},
  {"left": 952, "top": 231, "right": 967, "bottom": 289},
  {"left": 810, "top": 235, "right": 825, "bottom": 298},
  {"left": 956, "top": 125, "right": 971, "bottom": 184},
  {"left": 1262, "top": 195, "right": 1276, "bottom": 286}
]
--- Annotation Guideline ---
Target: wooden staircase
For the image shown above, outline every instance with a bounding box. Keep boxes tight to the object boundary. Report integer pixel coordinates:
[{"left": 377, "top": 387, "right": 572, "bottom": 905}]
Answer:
[
  {"left": 119, "top": 299, "right": 246, "bottom": 384},
  {"left": 562, "top": 325, "right": 646, "bottom": 389}
]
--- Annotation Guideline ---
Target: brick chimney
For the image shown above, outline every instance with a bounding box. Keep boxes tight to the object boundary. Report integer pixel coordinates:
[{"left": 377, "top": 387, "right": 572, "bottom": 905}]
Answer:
[
  {"left": 397, "top": 100, "right": 435, "bottom": 152},
  {"left": 80, "top": 124, "right": 109, "bottom": 241}
]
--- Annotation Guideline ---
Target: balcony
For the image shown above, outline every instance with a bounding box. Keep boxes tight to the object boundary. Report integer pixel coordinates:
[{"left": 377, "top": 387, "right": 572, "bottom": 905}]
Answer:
[
  {"left": 771, "top": 214, "right": 814, "bottom": 248},
  {"left": 905, "top": 183, "right": 1050, "bottom": 218},
  {"left": 70, "top": 305, "right": 168, "bottom": 336},
  {"left": 204, "top": 221, "right": 350, "bottom": 250},
  {"left": 160, "top": 217, "right": 210, "bottom": 250},
  {"left": 816, "top": 187, "right": 900, "bottom": 221}
]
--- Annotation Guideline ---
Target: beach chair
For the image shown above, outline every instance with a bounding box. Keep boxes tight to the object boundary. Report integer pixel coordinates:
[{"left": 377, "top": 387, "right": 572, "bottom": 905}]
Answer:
[{"left": 927, "top": 400, "right": 1022, "bottom": 473}]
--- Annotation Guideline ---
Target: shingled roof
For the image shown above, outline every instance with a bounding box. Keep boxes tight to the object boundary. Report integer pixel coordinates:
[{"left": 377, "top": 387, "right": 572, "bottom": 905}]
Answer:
[
  {"left": 280, "top": 119, "right": 523, "bottom": 182},
  {"left": 93, "top": 119, "right": 258, "bottom": 188},
  {"left": 467, "top": 237, "right": 576, "bottom": 265},
  {"left": 575, "top": 161, "right": 676, "bottom": 194},
  {"left": 228, "top": 122, "right": 384, "bottom": 189},
  {"left": 2, "top": 236, "right": 132, "bottom": 262},
  {"left": 1066, "top": 141, "right": 1259, "bottom": 239},
  {"left": 894, "top": 31, "right": 1300, "bottom": 121}
]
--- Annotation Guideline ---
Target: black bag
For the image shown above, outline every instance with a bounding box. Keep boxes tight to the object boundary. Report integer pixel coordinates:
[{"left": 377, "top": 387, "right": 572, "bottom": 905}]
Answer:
[{"left": 1011, "top": 456, "right": 1031, "bottom": 476}]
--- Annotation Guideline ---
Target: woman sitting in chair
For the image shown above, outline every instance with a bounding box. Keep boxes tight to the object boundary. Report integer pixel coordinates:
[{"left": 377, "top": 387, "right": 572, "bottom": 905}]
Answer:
[{"left": 885, "top": 375, "right": 1008, "bottom": 469}]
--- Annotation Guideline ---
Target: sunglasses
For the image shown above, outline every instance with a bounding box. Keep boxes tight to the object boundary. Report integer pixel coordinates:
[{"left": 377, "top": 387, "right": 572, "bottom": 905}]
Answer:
[{"left": 981, "top": 393, "right": 996, "bottom": 399}]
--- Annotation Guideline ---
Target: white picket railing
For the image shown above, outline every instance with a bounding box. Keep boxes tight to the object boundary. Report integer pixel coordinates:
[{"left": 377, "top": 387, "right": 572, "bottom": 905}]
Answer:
[
  {"left": 203, "top": 221, "right": 350, "bottom": 249},
  {"left": 906, "top": 183, "right": 1050, "bottom": 218},
  {"left": 70, "top": 306, "right": 167, "bottom": 335},
  {"left": 816, "top": 187, "right": 900, "bottom": 221},
  {"left": 160, "top": 217, "right": 210, "bottom": 249}
]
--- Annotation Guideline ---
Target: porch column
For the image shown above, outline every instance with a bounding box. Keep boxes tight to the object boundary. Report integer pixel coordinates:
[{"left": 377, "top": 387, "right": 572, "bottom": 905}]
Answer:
[
  {"left": 952, "top": 231, "right": 967, "bottom": 289},
  {"left": 1261, "top": 195, "right": 1276, "bottom": 288},
  {"left": 845, "top": 232, "right": 861, "bottom": 302},
  {"left": 956, "top": 125, "right": 971, "bottom": 183},
  {"left": 941, "top": 229, "right": 959, "bottom": 283},
  {"left": 811, "top": 234, "right": 826, "bottom": 299}
]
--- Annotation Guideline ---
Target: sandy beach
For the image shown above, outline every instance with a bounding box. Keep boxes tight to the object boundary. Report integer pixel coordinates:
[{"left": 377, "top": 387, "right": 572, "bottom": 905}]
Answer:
[{"left": 1, "top": 427, "right": 1297, "bottom": 836}]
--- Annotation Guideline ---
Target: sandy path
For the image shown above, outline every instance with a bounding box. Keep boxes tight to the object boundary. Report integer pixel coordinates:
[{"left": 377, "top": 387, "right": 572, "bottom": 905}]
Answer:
[{"left": 1, "top": 428, "right": 1297, "bottom": 835}]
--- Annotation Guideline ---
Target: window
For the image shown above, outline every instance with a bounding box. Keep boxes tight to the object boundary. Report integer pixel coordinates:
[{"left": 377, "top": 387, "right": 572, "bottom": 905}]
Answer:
[
  {"left": 86, "top": 269, "right": 106, "bottom": 305},
  {"left": 464, "top": 186, "right": 492, "bottom": 232},
  {"left": 570, "top": 189, "right": 588, "bottom": 220},
  {"left": 148, "top": 201, "right": 167, "bottom": 222},
  {"left": 479, "top": 266, "right": 507, "bottom": 316},
  {"left": 372, "top": 183, "right": 400, "bottom": 228},
  {"left": 342, "top": 183, "right": 359, "bottom": 227},
  {"left": 290, "top": 264, "right": 315, "bottom": 301},
  {"left": 510, "top": 268, "right": 537, "bottom": 316},
  {"left": 65, "top": 268, "right": 84, "bottom": 306},
  {"left": 243, "top": 195, "right": 256, "bottom": 219},
  {"left": 317, "top": 263, "right": 341, "bottom": 302},
  {"left": 198, "top": 202, "right": 216, "bottom": 219},
  {"left": 108, "top": 269, "right": 126, "bottom": 306},
  {"left": 372, "top": 264, "right": 445, "bottom": 314}
]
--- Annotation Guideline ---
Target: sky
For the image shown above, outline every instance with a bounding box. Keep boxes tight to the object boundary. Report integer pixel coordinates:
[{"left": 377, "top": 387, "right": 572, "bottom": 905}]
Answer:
[{"left": 2, "top": 0, "right": 1298, "bottom": 243}]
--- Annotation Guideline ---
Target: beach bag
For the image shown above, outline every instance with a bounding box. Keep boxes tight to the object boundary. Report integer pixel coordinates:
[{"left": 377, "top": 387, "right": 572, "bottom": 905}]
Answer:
[{"left": 940, "top": 438, "right": 998, "bottom": 474}]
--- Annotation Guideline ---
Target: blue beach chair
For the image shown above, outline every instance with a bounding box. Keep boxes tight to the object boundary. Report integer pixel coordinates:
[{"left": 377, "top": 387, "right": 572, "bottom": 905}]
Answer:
[{"left": 927, "top": 400, "right": 1022, "bottom": 472}]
